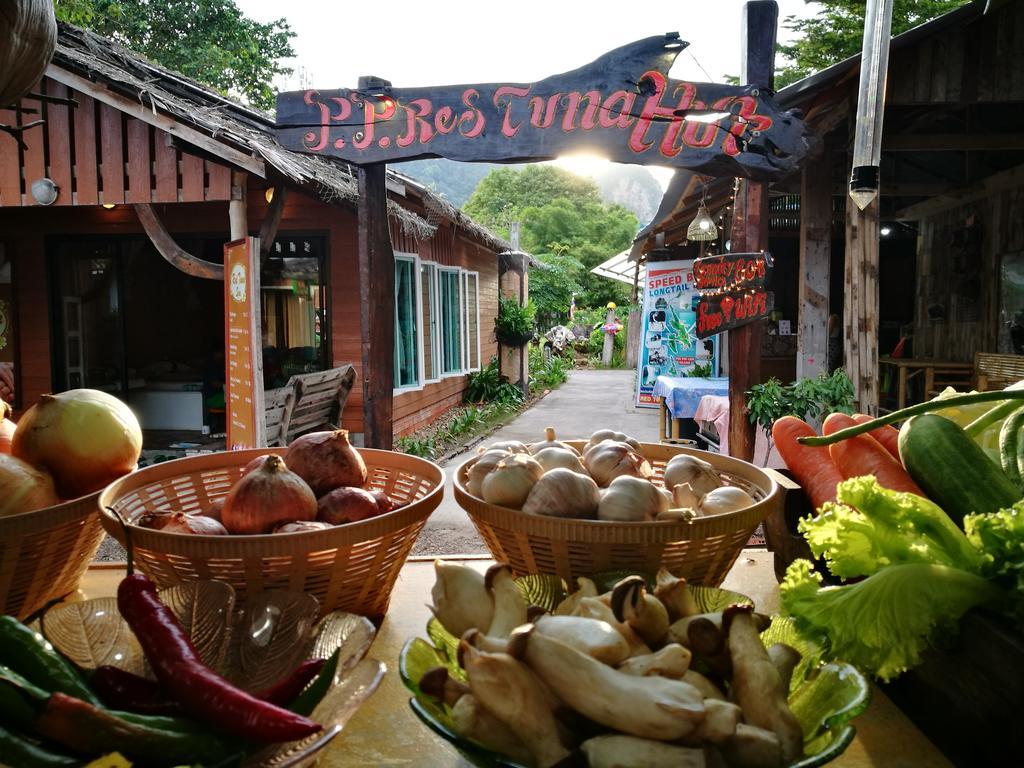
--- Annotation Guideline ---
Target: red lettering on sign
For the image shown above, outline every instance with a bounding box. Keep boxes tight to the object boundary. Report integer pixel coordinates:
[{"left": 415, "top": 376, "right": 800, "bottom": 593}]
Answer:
[
  {"left": 697, "top": 302, "right": 722, "bottom": 335},
  {"left": 529, "top": 93, "right": 563, "bottom": 129},
  {"left": 599, "top": 90, "right": 635, "bottom": 129},
  {"left": 659, "top": 83, "right": 698, "bottom": 157},
  {"left": 397, "top": 98, "right": 433, "bottom": 147},
  {"left": 459, "top": 89, "right": 486, "bottom": 138},
  {"left": 435, "top": 106, "right": 457, "bottom": 134},
  {"left": 561, "top": 91, "right": 602, "bottom": 132},
  {"left": 494, "top": 85, "right": 530, "bottom": 138},
  {"left": 720, "top": 95, "right": 773, "bottom": 157},
  {"left": 720, "top": 296, "right": 735, "bottom": 322},
  {"left": 302, "top": 91, "right": 351, "bottom": 151}
]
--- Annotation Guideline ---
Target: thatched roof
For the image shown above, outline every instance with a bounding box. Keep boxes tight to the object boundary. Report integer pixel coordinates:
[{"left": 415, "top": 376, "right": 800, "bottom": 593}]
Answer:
[{"left": 53, "top": 23, "right": 510, "bottom": 251}]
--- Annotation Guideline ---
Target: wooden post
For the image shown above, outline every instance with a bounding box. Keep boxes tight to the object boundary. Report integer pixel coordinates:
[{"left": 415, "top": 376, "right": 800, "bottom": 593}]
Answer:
[
  {"left": 358, "top": 163, "right": 395, "bottom": 449},
  {"left": 844, "top": 194, "right": 880, "bottom": 414},
  {"left": 602, "top": 305, "right": 616, "bottom": 365},
  {"left": 797, "top": 156, "right": 831, "bottom": 379},
  {"left": 727, "top": 0, "right": 777, "bottom": 462},
  {"left": 229, "top": 170, "right": 247, "bottom": 240}
]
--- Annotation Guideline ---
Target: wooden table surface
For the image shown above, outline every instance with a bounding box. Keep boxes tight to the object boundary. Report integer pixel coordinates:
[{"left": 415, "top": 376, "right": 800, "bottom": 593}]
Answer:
[
  {"left": 75, "top": 554, "right": 952, "bottom": 768},
  {"left": 878, "top": 356, "right": 973, "bottom": 409}
]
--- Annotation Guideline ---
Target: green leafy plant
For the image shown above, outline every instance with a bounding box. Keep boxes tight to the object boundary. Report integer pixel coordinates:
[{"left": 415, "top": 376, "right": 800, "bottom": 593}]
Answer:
[
  {"left": 529, "top": 344, "right": 573, "bottom": 391},
  {"left": 745, "top": 370, "right": 855, "bottom": 464},
  {"left": 494, "top": 297, "right": 537, "bottom": 346},
  {"left": 396, "top": 435, "right": 435, "bottom": 458},
  {"left": 688, "top": 362, "right": 714, "bottom": 378}
]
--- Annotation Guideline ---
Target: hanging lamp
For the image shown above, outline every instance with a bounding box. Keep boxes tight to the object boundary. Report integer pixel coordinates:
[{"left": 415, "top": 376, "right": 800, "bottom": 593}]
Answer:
[{"left": 687, "top": 186, "right": 718, "bottom": 242}]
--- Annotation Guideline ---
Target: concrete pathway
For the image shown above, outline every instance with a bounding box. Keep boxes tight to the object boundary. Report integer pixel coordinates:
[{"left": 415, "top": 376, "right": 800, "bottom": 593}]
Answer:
[{"left": 411, "top": 368, "right": 660, "bottom": 556}]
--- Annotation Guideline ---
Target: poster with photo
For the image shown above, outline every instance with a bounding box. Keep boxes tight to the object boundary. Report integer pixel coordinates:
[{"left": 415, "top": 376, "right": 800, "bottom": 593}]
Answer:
[{"left": 635, "top": 260, "right": 717, "bottom": 408}]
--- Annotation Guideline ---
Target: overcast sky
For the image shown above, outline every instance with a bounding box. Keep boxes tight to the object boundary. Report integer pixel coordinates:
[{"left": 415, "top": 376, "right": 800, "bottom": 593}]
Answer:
[{"left": 237, "top": 0, "right": 822, "bottom": 187}]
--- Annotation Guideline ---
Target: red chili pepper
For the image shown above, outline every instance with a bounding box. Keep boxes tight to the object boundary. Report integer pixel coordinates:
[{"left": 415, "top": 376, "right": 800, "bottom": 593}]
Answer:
[
  {"left": 116, "top": 573, "right": 321, "bottom": 743},
  {"left": 91, "top": 665, "right": 182, "bottom": 716},
  {"left": 253, "top": 659, "right": 325, "bottom": 707}
]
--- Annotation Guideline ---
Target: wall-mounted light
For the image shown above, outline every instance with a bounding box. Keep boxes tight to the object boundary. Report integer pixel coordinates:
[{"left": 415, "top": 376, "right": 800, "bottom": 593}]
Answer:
[
  {"left": 265, "top": 187, "right": 275, "bottom": 203},
  {"left": 880, "top": 226, "right": 892, "bottom": 237},
  {"left": 102, "top": 203, "right": 116, "bottom": 210},
  {"left": 30, "top": 178, "right": 59, "bottom": 206}
]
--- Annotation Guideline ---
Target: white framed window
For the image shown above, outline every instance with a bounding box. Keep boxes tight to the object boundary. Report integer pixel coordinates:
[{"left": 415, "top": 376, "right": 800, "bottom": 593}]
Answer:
[
  {"left": 438, "top": 266, "right": 463, "bottom": 376},
  {"left": 463, "top": 271, "right": 481, "bottom": 371},
  {"left": 420, "top": 262, "right": 441, "bottom": 383},
  {"left": 394, "top": 252, "right": 424, "bottom": 391}
]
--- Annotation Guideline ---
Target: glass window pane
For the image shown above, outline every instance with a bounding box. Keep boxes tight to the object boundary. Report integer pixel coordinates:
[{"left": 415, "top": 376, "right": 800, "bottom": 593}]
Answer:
[
  {"left": 394, "top": 258, "right": 419, "bottom": 388},
  {"left": 441, "top": 270, "right": 462, "bottom": 373}
]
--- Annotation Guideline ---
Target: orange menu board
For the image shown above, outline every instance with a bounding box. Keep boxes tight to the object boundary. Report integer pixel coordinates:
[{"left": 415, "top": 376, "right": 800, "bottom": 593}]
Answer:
[{"left": 223, "top": 237, "right": 265, "bottom": 449}]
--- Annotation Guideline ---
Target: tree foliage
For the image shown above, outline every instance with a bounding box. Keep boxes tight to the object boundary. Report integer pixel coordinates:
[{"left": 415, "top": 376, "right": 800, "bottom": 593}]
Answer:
[
  {"left": 464, "top": 166, "right": 637, "bottom": 325},
  {"left": 776, "top": 0, "right": 970, "bottom": 88},
  {"left": 56, "top": 0, "right": 295, "bottom": 111}
]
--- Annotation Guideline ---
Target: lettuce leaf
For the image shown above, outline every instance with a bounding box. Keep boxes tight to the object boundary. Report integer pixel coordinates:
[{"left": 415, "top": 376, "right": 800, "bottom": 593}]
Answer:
[
  {"left": 781, "top": 559, "right": 1003, "bottom": 681},
  {"left": 966, "top": 504, "right": 1024, "bottom": 625},
  {"left": 799, "top": 477, "right": 983, "bottom": 579}
]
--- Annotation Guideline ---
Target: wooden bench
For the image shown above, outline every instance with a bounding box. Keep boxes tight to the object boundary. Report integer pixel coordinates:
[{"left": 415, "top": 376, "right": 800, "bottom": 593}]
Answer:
[
  {"left": 265, "top": 364, "right": 357, "bottom": 446},
  {"left": 975, "top": 352, "right": 1024, "bottom": 391}
]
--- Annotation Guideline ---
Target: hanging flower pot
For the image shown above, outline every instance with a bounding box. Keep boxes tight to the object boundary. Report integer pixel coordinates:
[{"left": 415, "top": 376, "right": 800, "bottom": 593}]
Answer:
[{"left": 494, "top": 297, "right": 536, "bottom": 346}]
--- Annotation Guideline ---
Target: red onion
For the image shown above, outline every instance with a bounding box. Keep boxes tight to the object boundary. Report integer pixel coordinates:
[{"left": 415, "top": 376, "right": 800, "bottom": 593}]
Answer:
[
  {"left": 368, "top": 489, "right": 395, "bottom": 514},
  {"left": 285, "top": 430, "right": 366, "bottom": 497},
  {"left": 317, "top": 486, "right": 381, "bottom": 525},
  {"left": 222, "top": 455, "right": 317, "bottom": 534},
  {"left": 12, "top": 389, "right": 142, "bottom": 499},
  {"left": 0, "top": 454, "right": 59, "bottom": 516},
  {"left": 273, "top": 520, "right": 334, "bottom": 534},
  {"left": 205, "top": 497, "right": 225, "bottom": 523}
]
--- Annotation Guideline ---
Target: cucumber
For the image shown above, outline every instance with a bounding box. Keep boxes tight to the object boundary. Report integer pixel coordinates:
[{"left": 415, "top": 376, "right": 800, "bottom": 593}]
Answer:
[
  {"left": 898, "top": 414, "right": 1021, "bottom": 526},
  {"left": 998, "top": 407, "right": 1024, "bottom": 492}
]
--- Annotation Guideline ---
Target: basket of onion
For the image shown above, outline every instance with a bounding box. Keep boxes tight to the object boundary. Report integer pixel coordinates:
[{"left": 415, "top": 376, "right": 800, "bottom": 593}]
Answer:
[
  {"left": 1, "top": 390, "right": 143, "bottom": 619},
  {"left": 453, "top": 428, "right": 782, "bottom": 586},
  {"left": 97, "top": 431, "right": 444, "bottom": 619}
]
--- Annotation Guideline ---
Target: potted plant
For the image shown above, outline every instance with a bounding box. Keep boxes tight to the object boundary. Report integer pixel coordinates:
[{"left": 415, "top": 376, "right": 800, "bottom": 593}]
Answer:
[{"left": 494, "top": 296, "right": 536, "bottom": 346}]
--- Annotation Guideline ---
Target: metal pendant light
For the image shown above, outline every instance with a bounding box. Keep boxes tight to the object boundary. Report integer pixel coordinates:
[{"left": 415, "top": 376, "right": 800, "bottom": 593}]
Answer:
[
  {"left": 850, "top": 0, "right": 894, "bottom": 210},
  {"left": 687, "top": 186, "right": 718, "bottom": 242}
]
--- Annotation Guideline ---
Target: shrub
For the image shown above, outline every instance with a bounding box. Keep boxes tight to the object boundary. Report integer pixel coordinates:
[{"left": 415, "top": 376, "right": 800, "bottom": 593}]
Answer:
[{"left": 494, "top": 296, "right": 536, "bottom": 345}]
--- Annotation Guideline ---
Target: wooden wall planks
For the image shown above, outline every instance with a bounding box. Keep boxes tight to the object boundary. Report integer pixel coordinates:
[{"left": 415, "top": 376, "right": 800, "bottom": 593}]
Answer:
[
  {"left": 46, "top": 82, "right": 73, "bottom": 205},
  {"left": 99, "top": 102, "right": 124, "bottom": 203}
]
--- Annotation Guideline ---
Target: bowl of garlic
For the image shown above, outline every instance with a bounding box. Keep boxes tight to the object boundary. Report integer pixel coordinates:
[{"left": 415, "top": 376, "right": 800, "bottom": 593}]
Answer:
[{"left": 453, "top": 428, "right": 782, "bottom": 586}]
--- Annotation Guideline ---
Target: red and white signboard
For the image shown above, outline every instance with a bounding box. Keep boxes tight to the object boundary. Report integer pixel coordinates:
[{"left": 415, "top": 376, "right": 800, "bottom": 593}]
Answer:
[{"left": 223, "top": 237, "right": 265, "bottom": 449}]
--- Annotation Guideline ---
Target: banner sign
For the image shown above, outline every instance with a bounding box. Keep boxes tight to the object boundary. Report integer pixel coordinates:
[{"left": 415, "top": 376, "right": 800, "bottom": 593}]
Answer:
[
  {"left": 224, "top": 237, "right": 265, "bottom": 450},
  {"left": 694, "top": 251, "right": 774, "bottom": 339},
  {"left": 275, "top": 34, "right": 812, "bottom": 180},
  {"left": 635, "top": 260, "right": 719, "bottom": 408}
]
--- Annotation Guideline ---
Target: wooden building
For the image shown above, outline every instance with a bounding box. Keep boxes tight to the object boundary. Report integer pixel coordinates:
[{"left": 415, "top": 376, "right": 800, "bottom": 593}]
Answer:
[
  {"left": 631, "top": 0, "right": 1024, "bottom": 414},
  {"left": 0, "top": 24, "right": 509, "bottom": 444}
]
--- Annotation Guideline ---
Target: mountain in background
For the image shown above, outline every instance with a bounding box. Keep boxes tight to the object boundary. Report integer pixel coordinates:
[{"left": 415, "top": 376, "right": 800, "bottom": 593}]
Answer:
[{"left": 399, "top": 159, "right": 666, "bottom": 225}]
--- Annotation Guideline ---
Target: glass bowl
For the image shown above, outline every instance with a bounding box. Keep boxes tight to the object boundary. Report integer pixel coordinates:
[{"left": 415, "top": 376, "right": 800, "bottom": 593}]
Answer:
[
  {"left": 399, "top": 573, "right": 869, "bottom": 768},
  {"left": 39, "top": 580, "right": 385, "bottom": 768}
]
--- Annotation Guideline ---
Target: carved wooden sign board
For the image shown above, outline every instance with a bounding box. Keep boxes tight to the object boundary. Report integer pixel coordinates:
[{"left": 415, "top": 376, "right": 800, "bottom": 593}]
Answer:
[
  {"left": 694, "top": 251, "right": 774, "bottom": 339},
  {"left": 275, "top": 34, "right": 811, "bottom": 180}
]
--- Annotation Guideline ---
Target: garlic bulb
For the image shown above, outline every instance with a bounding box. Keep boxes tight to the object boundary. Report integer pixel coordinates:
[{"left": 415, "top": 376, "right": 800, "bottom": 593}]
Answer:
[
  {"left": 585, "top": 429, "right": 641, "bottom": 452},
  {"left": 698, "top": 486, "right": 756, "bottom": 516},
  {"left": 467, "top": 448, "right": 514, "bottom": 498},
  {"left": 529, "top": 427, "right": 580, "bottom": 456},
  {"left": 489, "top": 440, "right": 531, "bottom": 455},
  {"left": 662, "top": 454, "right": 722, "bottom": 496},
  {"left": 522, "top": 468, "right": 600, "bottom": 518},
  {"left": 583, "top": 440, "right": 654, "bottom": 487},
  {"left": 532, "top": 446, "right": 586, "bottom": 474},
  {"left": 598, "top": 475, "right": 669, "bottom": 521},
  {"left": 482, "top": 453, "right": 545, "bottom": 509},
  {"left": 671, "top": 482, "right": 701, "bottom": 510}
]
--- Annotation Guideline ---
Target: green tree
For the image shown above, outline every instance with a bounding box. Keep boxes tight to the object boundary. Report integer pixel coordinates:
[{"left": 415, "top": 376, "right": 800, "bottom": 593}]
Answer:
[
  {"left": 56, "top": 0, "right": 295, "bottom": 111},
  {"left": 464, "top": 166, "right": 636, "bottom": 322},
  {"left": 776, "top": 0, "right": 970, "bottom": 88}
]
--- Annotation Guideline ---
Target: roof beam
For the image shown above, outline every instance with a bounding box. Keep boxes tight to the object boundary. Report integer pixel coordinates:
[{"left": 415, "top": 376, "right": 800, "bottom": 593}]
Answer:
[
  {"left": 46, "top": 64, "right": 266, "bottom": 178},
  {"left": 134, "top": 203, "right": 224, "bottom": 279}
]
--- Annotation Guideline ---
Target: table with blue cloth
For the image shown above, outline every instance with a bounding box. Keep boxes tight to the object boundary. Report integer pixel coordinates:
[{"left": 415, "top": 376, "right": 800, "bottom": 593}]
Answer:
[{"left": 651, "top": 375, "right": 729, "bottom": 442}]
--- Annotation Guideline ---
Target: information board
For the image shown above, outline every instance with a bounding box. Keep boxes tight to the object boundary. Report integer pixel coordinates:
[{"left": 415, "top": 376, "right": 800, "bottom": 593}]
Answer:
[
  {"left": 694, "top": 251, "right": 774, "bottom": 339},
  {"left": 223, "top": 237, "right": 265, "bottom": 449},
  {"left": 635, "top": 259, "right": 718, "bottom": 408}
]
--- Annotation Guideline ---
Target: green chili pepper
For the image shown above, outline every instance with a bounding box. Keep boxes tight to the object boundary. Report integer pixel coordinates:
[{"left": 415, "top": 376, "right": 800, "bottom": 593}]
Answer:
[
  {"left": 0, "top": 723, "right": 79, "bottom": 767},
  {"left": 288, "top": 647, "right": 340, "bottom": 717},
  {"left": 36, "top": 692, "right": 235, "bottom": 766},
  {"left": 0, "top": 617, "right": 101, "bottom": 705}
]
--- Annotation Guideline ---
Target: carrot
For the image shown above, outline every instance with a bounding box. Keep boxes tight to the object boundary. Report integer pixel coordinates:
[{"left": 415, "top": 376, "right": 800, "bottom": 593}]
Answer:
[
  {"left": 771, "top": 416, "right": 845, "bottom": 510},
  {"left": 823, "top": 413, "right": 924, "bottom": 495},
  {"left": 851, "top": 413, "right": 901, "bottom": 461}
]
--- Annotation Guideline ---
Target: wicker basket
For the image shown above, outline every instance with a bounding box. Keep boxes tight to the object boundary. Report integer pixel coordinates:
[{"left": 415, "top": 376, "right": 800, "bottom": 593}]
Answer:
[
  {"left": 0, "top": 492, "right": 105, "bottom": 620},
  {"left": 98, "top": 447, "right": 444, "bottom": 619},
  {"left": 454, "top": 441, "right": 781, "bottom": 586}
]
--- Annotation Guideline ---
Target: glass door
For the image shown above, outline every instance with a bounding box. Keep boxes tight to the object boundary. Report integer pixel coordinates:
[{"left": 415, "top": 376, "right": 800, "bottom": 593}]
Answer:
[{"left": 52, "top": 242, "right": 127, "bottom": 398}]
